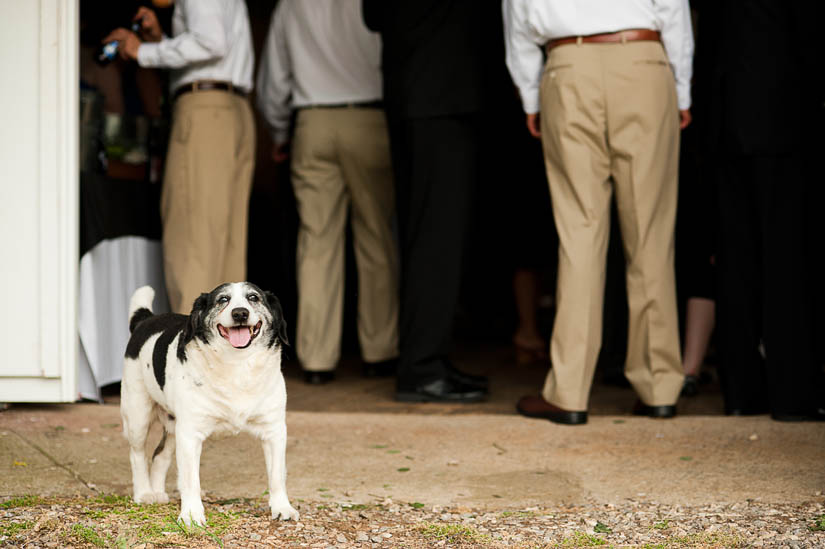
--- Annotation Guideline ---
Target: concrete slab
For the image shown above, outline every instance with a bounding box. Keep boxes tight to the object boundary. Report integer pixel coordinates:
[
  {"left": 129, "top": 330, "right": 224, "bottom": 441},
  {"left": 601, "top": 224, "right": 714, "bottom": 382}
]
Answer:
[{"left": 2, "top": 401, "right": 823, "bottom": 511}]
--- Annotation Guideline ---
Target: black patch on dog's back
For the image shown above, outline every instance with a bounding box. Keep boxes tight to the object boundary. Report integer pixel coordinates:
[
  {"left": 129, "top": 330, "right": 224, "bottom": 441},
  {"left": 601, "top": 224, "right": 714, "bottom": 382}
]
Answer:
[
  {"left": 129, "top": 307, "right": 153, "bottom": 333},
  {"left": 125, "top": 313, "right": 188, "bottom": 389}
]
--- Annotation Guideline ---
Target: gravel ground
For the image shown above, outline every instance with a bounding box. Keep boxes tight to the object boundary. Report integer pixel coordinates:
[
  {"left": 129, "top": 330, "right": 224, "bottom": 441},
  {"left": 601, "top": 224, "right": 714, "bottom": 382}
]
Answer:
[{"left": 1, "top": 494, "right": 824, "bottom": 548}]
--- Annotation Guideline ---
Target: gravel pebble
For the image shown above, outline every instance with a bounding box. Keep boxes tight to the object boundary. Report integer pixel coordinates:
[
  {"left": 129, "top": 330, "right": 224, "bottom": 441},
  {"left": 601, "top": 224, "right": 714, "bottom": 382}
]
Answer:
[{"left": 1, "top": 495, "right": 824, "bottom": 548}]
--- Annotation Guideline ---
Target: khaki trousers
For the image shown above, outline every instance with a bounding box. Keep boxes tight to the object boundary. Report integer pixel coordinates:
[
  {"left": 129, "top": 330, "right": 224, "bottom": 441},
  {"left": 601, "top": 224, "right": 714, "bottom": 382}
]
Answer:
[
  {"left": 539, "top": 41, "right": 684, "bottom": 410},
  {"left": 291, "top": 108, "right": 399, "bottom": 371},
  {"left": 161, "top": 90, "right": 255, "bottom": 314}
]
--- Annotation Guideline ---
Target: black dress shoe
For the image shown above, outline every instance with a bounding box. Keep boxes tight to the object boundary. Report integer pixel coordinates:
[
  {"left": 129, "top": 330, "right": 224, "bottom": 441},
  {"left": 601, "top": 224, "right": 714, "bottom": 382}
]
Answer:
[
  {"left": 363, "top": 358, "right": 398, "bottom": 378},
  {"left": 395, "top": 376, "right": 486, "bottom": 403},
  {"left": 725, "top": 404, "right": 770, "bottom": 416},
  {"left": 516, "top": 395, "right": 587, "bottom": 425},
  {"left": 632, "top": 400, "right": 676, "bottom": 418},
  {"left": 303, "top": 370, "right": 335, "bottom": 385},
  {"left": 446, "top": 363, "right": 489, "bottom": 392},
  {"left": 771, "top": 408, "right": 825, "bottom": 422}
]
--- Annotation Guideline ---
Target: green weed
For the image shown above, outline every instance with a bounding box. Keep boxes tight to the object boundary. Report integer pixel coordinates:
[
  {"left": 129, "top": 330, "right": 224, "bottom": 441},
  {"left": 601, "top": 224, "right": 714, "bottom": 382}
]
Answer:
[{"left": 0, "top": 495, "right": 41, "bottom": 509}]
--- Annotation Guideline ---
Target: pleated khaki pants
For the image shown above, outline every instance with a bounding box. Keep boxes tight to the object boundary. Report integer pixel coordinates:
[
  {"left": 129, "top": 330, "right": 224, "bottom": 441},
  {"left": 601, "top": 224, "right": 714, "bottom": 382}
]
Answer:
[
  {"left": 161, "top": 90, "right": 255, "bottom": 314},
  {"left": 539, "top": 41, "right": 684, "bottom": 411},
  {"left": 291, "top": 107, "right": 399, "bottom": 371}
]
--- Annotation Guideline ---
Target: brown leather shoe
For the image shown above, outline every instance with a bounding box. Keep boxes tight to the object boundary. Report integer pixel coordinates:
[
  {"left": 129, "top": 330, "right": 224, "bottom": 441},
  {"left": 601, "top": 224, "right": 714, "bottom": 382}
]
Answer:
[{"left": 516, "top": 395, "right": 587, "bottom": 425}]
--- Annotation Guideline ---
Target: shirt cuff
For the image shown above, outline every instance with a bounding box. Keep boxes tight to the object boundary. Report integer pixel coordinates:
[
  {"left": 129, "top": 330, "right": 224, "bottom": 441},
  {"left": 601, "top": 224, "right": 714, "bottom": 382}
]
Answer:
[
  {"left": 136, "top": 43, "right": 161, "bottom": 68},
  {"left": 271, "top": 128, "right": 290, "bottom": 146},
  {"left": 676, "top": 81, "right": 692, "bottom": 111},
  {"left": 519, "top": 88, "right": 540, "bottom": 115}
]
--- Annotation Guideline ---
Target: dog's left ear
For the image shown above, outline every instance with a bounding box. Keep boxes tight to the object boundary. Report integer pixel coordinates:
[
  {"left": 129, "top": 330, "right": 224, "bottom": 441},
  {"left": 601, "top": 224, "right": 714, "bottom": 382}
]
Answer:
[
  {"left": 264, "top": 291, "right": 289, "bottom": 347},
  {"left": 178, "top": 293, "right": 209, "bottom": 361},
  {"left": 183, "top": 293, "right": 209, "bottom": 343}
]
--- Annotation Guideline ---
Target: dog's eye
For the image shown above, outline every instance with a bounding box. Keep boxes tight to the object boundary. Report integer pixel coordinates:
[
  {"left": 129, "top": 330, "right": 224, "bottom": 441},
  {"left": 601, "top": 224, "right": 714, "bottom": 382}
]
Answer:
[
  {"left": 217, "top": 296, "right": 229, "bottom": 304},
  {"left": 248, "top": 294, "right": 259, "bottom": 303}
]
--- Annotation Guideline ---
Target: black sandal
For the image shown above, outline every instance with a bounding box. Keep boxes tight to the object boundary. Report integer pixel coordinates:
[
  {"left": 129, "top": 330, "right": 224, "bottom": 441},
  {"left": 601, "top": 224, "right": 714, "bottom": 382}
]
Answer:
[{"left": 681, "top": 374, "right": 699, "bottom": 397}]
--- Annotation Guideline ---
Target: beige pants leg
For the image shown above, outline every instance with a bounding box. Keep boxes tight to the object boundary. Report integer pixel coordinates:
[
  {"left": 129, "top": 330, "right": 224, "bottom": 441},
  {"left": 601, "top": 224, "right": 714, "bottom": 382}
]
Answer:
[
  {"left": 539, "top": 41, "right": 683, "bottom": 411},
  {"left": 337, "top": 109, "right": 399, "bottom": 363},
  {"left": 605, "top": 42, "right": 683, "bottom": 406},
  {"left": 161, "top": 91, "right": 255, "bottom": 313},
  {"left": 291, "top": 108, "right": 399, "bottom": 371}
]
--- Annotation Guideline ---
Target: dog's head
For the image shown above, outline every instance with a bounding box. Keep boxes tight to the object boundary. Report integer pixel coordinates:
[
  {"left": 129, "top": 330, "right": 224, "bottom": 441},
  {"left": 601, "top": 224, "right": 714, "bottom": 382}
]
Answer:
[{"left": 180, "top": 282, "right": 288, "bottom": 355}]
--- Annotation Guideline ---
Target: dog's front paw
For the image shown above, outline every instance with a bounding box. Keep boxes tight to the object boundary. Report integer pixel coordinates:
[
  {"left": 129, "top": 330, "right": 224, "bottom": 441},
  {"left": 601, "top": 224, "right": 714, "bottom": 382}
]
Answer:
[
  {"left": 270, "top": 501, "right": 300, "bottom": 521},
  {"left": 178, "top": 504, "right": 207, "bottom": 527},
  {"left": 134, "top": 492, "right": 167, "bottom": 504}
]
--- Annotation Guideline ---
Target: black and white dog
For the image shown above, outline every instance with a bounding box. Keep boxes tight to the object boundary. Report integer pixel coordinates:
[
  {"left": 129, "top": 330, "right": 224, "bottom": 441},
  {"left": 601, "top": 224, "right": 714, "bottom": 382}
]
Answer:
[{"left": 121, "top": 282, "right": 299, "bottom": 526}]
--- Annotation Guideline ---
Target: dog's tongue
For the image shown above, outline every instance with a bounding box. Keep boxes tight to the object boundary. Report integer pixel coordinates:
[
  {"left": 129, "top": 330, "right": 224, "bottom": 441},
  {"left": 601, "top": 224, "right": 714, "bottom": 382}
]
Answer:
[{"left": 228, "top": 327, "right": 251, "bottom": 348}]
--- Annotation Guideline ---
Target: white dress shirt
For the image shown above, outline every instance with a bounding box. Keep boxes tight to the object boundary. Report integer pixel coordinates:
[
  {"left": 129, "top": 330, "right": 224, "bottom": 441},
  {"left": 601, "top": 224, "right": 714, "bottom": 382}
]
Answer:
[
  {"left": 137, "top": 0, "right": 254, "bottom": 94},
  {"left": 503, "top": 0, "right": 693, "bottom": 114},
  {"left": 256, "top": 0, "right": 383, "bottom": 145}
]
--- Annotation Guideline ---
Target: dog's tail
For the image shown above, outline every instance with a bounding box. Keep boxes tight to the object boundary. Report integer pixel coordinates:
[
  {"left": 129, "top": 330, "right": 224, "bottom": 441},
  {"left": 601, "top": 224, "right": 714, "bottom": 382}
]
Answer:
[{"left": 129, "top": 286, "right": 155, "bottom": 333}]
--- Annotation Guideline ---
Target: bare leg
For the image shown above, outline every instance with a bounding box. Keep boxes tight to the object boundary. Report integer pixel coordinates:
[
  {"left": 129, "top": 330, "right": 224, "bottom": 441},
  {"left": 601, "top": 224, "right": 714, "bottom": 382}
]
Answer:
[
  {"left": 512, "top": 268, "right": 546, "bottom": 362},
  {"left": 683, "top": 297, "right": 715, "bottom": 377}
]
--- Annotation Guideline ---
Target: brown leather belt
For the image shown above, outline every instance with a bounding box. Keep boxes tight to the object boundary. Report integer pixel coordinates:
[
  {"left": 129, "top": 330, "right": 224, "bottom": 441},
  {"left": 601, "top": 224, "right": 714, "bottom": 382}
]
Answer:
[
  {"left": 546, "top": 28, "right": 661, "bottom": 53},
  {"left": 173, "top": 80, "right": 247, "bottom": 102}
]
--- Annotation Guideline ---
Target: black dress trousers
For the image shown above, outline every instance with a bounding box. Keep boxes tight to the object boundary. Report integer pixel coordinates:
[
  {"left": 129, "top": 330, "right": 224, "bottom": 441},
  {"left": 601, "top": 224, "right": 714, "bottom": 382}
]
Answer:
[
  {"left": 388, "top": 114, "right": 479, "bottom": 388},
  {"left": 714, "top": 153, "right": 816, "bottom": 416}
]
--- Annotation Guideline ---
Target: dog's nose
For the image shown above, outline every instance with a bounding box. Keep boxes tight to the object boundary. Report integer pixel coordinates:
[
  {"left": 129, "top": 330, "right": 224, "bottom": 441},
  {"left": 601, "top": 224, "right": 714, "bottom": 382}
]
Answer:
[{"left": 231, "top": 307, "right": 249, "bottom": 323}]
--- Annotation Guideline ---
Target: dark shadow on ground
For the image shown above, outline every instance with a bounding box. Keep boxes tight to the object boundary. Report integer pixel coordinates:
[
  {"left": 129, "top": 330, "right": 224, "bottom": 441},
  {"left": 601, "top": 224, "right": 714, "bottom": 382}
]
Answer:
[{"left": 282, "top": 341, "right": 725, "bottom": 416}]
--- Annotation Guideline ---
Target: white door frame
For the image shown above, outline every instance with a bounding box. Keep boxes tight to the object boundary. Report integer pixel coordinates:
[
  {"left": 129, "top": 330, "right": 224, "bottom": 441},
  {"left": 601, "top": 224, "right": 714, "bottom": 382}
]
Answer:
[{"left": 0, "top": 0, "right": 78, "bottom": 402}]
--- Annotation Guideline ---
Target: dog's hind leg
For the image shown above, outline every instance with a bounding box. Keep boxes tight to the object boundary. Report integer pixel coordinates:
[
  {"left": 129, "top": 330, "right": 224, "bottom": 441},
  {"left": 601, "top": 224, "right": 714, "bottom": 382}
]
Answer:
[
  {"left": 149, "top": 413, "right": 175, "bottom": 503},
  {"left": 120, "top": 362, "right": 159, "bottom": 504}
]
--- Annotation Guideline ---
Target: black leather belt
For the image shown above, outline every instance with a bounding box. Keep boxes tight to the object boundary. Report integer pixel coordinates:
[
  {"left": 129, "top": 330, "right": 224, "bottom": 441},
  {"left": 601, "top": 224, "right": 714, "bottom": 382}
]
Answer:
[
  {"left": 300, "top": 100, "right": 383, "bottom": 110},
  {"left": 173, "top": 80, "right": 247, "bottom": 102}
]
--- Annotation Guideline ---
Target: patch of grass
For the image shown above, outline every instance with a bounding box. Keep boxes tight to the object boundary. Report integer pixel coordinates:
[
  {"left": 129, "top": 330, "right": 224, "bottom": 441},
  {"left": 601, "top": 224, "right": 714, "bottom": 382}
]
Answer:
[
  {"left": 679, "top": 456, "right": 693, "bottom": 462},
  {"left": 664, "top": 531, "right": 747, "bottom": 547},
  {"left": 642, "top": 544, "right": 666, "bottom": 549},
  {"left": 652, "top": 520, "right": 670, "bottom": 530},
  {"left": 370, "top": 444, "right": 388, "bottom": 449},
  {"left": 134, "top": 519, "right": 166, "bottom": 541},
  {"left": 593, "top": 522, "right": 611, "bottom": 534},
  {"left": 386, "top": 449, "right": 401, "bottom": 454},
  {"left": 92, "top": 493, "right": 133, "bottom": 507},
  {"left": 811, "top": 514, "right": 825, "bottom": 531},
  {"left": 500, "top": 510, "right": 537, "bottom": 518},
  {"left": 420, "top": 522, "right": 490, "bottom": 544},
  {"left": 397, "top": 467, "right": 410, "bottom": 472},
  {"left": 0, "top": 521, "right": 32, "bottom": 538},
  {"left": 317, "top": 487, "right": 330, "bottom": 492},
  {"left": 0, "top": 495, "right": 41, "bottom": 509},
  {"left": 560, "top": 531, "right": 608, "bottom": 546},
  {"left": 162, "top": 510, "right": 236, "bottom": 547},
  {"left": 341, "top": 503, "right": 370, "bottom": 511},
  {"left": 70, "top": 523, "right": 107, "bottom": 547}
]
